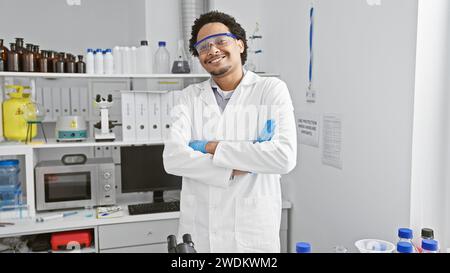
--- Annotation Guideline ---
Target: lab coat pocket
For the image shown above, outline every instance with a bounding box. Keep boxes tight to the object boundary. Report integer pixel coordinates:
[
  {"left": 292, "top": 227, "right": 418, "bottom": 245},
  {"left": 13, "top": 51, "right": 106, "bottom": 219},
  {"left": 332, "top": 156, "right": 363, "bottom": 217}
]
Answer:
[
  {"left": 235, "top": 196, "right": 279, "bottom": 252},
  {"left": 178, "top": 194, "right": 197, "bottom": 238}
]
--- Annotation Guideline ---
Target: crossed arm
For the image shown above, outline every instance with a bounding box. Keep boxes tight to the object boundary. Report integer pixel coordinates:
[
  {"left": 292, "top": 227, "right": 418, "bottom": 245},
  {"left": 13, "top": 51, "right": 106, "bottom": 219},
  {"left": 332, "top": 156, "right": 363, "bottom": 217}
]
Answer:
[{"left": 163, "top": 84, "right": 297, "bottom": 187}]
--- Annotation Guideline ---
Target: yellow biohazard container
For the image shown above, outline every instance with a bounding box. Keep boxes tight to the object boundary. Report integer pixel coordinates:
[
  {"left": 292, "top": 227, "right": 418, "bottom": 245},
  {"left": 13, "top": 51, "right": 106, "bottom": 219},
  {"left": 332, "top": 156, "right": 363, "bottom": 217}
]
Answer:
[{"left": 2, "top": 85, "right": 36, "bottom": 141}]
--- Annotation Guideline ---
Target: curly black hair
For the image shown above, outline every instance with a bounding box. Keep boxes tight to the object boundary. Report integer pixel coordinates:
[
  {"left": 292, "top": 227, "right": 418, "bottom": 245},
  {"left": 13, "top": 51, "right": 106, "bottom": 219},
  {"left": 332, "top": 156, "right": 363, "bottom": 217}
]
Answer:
[{"left": 189, "top": 10, "right": 248, "bottom": 65}]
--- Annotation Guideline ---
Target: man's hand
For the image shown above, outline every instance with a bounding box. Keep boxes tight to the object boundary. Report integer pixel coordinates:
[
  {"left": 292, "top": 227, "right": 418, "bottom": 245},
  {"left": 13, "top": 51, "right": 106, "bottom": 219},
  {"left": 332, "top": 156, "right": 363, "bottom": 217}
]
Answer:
[
  {"left": 205, "top": 141, "right": 219, "bottom": 154},
  {"left": 255, "top": 119, "right": 276, "bottom": 143},
  {"left": 189, "top": 141, "right": 219, "bottom": 154},
  {"left": 232, "top": 169, "right": 250, "bottom": 177},
  {"left": 188, "top": 140, "right": 208, "bottom": 153}
]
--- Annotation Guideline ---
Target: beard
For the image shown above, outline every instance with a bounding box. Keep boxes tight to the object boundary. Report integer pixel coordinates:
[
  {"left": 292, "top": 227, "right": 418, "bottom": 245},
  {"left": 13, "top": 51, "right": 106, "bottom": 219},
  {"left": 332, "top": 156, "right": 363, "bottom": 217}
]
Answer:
[{"left": 209, "top": 65, "right": 232, "bottom": 77}]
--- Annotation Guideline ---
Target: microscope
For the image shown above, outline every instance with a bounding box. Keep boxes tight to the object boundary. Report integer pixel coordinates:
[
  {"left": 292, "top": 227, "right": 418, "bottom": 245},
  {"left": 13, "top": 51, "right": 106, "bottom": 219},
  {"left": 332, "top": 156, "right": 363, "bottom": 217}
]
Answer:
[
  {"left": 167, "top": 234, "right": 197, "bottom": 253},
  {"left": 93, "top": 94, "right": 117, "bottom": 142}
]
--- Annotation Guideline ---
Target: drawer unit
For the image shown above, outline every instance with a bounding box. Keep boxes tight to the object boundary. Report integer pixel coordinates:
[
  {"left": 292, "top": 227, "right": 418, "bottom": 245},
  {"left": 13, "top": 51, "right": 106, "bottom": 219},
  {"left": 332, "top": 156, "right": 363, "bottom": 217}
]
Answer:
[{"left": 98, "top": 219, "right": 179, "bottom": 250}]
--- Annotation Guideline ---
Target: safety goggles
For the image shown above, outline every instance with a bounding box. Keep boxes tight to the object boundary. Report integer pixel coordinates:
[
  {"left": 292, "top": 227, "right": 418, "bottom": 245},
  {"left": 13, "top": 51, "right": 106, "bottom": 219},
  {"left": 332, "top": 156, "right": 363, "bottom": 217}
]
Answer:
[{"left": 194, "top": 33, "right": 237, "bottom": 55}]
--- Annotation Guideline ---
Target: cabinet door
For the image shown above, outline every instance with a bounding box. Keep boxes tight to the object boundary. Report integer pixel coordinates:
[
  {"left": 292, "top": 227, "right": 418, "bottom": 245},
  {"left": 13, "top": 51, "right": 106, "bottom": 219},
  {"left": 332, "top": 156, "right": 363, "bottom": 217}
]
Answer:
[
  {"left": 98, "top": 219, "right": 178, "bottom": 250},
  {"left": 100, "top": 243, "right": 167, "bottom": 253}
]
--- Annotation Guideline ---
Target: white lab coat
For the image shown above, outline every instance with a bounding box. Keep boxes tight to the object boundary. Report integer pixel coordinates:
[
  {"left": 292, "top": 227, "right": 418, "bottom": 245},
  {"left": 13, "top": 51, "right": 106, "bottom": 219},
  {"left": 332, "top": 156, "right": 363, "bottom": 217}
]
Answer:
[{"left": 163, "top": 71, "right": 297, "bottom": 253}]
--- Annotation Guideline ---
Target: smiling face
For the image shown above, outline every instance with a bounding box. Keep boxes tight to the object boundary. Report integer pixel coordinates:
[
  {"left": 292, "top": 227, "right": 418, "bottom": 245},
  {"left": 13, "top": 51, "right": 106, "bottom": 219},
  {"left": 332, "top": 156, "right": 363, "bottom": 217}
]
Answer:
[{"left": 196, "top": 23, "right": 244, "bottom": 78}]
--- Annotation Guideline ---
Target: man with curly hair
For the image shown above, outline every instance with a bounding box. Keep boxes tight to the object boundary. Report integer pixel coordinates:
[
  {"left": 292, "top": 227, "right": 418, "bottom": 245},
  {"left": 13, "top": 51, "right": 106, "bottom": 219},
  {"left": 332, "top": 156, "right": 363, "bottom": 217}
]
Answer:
[{"left": 163, "top": 11, "right": 297, "bottom": 253}]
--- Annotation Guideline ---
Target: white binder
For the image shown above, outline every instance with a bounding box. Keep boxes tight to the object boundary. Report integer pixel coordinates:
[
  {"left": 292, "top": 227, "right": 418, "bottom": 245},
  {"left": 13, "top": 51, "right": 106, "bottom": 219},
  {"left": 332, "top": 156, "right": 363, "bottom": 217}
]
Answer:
[
  {"left": 51, "top": 88, "right": 62, "bottom": 118},
  {"left": 103, "top": 146, "right": 112, "bottom": 157},
  {"left": 79, "top": 87, "right": 89, "bottom": 118},
  {"left": 134, "top": 92, "right": 149, "bottom": 141},
  {"left": 148, "top": 92, "right": 162, "bottom": 141},
  {"left": 42, "top": 87, "right": 53, "bottom": 121},
  {"left": 36, "top": 87, "right": 43, "bottom": 106},
  {"left": 121, "top": 92, "right": 136, "bottom": 141},
  {"left": 160, "top": 91, "right": 173, "bottom": 140},
  {"left": 61, "top": 87, "right": 71, "bottom": 116},
  {"left": 70, "top": 87, "right": 80, "bottom": 115}
]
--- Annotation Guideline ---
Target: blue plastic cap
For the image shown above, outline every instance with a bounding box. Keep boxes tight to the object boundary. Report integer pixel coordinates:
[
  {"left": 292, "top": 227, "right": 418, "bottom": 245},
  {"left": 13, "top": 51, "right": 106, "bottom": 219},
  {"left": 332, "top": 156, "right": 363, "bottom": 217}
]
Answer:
[
  {"left": 296, "top": 242, "right": 311, "bottom": 253},
  {"left": 106, "top": 49, "right": 112, "bottom": 53},
  {"left": 87, "top": 48, "right": 94, "bottom": 53},
  {"left": 422, "top": 239, "right": 438, "bottom": 251},
  {"left": 95, "top": 48, "right": 103, "bottom": 53},
  {"left": 397, "top": 242, "right": 413, "bottom": 253},
  {"left": 398, "top": 228, "right": 413, "bottom": 239},
  {"left": 158, "top": 41, "right": 166, "bottom": 47},
  {"left": 0, "top": 160, "right": 19, "bottom": 166}
]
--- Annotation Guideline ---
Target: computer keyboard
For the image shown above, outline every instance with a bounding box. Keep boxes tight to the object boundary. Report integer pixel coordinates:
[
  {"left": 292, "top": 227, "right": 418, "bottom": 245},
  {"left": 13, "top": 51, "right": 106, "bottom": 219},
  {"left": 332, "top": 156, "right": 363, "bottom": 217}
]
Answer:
[{"left": 128, "top": 201, "right": 180, "bottom": 215}]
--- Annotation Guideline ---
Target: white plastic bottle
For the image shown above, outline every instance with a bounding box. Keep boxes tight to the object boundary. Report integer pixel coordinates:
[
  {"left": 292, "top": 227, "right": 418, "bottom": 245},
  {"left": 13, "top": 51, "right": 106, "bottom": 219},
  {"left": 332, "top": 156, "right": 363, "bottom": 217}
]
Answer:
[
  {"left": 94, "top": 48, "right": 104, "bottom": 74},
  {"left": 104, "top": 49, "right": 114, "bottom": 74},
  {"left": 121, "top": 46, "right": 131, "bottom": 74},
  {"left": 137, "top": 40, "right": 152, "bottom": 74},
  {"left": 86, "top": 48, "right": 94, "bottom": 74},
  {"left": 154, "top": 41, "right": 170, "bottom": 74},
  {"left": 112, "top": 46, "right": 122, "bottom": 74},
  {"left": 130, "top": 46, "right": 137, "bottom": 74}
]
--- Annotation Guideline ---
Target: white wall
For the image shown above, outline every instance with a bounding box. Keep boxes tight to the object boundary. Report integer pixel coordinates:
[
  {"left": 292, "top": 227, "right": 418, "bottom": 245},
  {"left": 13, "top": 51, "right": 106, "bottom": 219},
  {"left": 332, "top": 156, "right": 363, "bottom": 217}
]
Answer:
[
  {"left": 259, "top": 0, "right": 418, "bottom": 252},
  {"left": 0, "top": 0, "right": 146, "bottom": 56},
  {"left": 196, "top": 0, "right": 420, "bottom": 252},
  {"left": 410, "top": 0, "right": 450, "bottom": 251}
]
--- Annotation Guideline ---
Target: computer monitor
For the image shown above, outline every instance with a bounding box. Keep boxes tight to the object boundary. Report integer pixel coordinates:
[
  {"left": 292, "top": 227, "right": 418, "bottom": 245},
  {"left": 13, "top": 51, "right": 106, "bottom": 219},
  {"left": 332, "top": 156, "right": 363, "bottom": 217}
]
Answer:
[{"left": 120, "top": 145, "right": 181, "bottom": 202}]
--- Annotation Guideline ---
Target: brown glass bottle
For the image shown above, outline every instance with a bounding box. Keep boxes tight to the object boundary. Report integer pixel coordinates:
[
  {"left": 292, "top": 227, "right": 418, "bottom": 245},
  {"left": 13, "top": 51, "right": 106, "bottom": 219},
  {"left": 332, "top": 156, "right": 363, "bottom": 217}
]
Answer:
[
  {"left": 48, "top": 51, "right": 57, "bottom": 72},
  {"left": 55, "top": 52, "right": 65, "bottom": 73},
  {"left": 7, "top": 43, "right": 19, "bottom": 72},
  {"left": 0, "top": 39, "right": 8, "bottom": 72},
  {"left": 23, "top": 43, "right": 35, "bottom": 72},
  {"left": 39, "top": 50, "right": 49, "bottom": 73},
  {"left": 15, "top": 38, "right": 25, "bottom": 71},
  {"left": 76, "top": 55, "right": 86, "bottom": 73},
  {"left": 65, "top": 54, "right": 76, "bottom": 73},
  {"left": 33, "top": 45, "right": 41, "bottom": 72}
]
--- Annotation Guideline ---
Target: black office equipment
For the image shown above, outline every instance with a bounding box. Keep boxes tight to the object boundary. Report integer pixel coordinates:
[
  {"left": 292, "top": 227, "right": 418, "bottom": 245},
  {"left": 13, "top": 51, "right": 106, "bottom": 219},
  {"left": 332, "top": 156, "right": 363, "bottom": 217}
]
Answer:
[
  {"left": 128, "top": 200, "right": 180, "bottom": 215},
  {"left": 121, "top": 145, "right": 181, "bottom": 200},
  {"left": 121, "top": 145, "right": 182, "bottom": 215}
]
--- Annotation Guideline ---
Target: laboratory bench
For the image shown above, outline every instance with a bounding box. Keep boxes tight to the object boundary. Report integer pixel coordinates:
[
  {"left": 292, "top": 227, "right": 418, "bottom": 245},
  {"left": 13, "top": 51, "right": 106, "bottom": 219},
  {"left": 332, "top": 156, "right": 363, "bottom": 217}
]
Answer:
[{"left": 0, "top": 200, "right": 291, "bottom": 253}]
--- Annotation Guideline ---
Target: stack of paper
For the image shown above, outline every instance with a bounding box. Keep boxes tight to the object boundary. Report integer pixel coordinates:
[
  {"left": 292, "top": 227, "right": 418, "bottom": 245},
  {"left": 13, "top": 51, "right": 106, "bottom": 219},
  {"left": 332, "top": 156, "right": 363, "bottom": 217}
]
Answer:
[{"left": 96, "top": 206, "right": 123, "bottom": 219}]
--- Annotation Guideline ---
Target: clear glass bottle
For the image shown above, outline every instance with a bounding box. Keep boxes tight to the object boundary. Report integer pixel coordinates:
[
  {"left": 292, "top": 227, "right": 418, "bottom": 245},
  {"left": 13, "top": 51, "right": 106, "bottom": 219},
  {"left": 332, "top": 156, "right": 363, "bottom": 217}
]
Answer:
[
  {"left": 0, "top": 39, "right": 8, "bottom": 72},
  {"left": 296, "top": 242, "right": 311, "bottom": 253},
  {"left": 396, "top": 242, "right": 414, "bottom": 253},
  {"left": 154, "top": 41, "right": 170, "bottom": 74},
  {"left": 421, "top": 239, "right": 438, "bottom": 253},
  {"left": 7, "top": 43, "right": 19, "bottom": 72},
  {"left": 76, "top": 55, "right": 86, "bottom": 73},
  {"left": 397, "top": 228, "right": 417, "bottom": 252}
]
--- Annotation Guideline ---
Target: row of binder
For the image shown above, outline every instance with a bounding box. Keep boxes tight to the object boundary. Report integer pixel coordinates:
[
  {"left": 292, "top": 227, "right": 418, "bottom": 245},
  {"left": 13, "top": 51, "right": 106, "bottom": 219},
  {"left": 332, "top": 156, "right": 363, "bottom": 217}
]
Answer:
[
  {"left": 36, "top": 87, "right": 90, "bottom": 121},
  {"left": 121, "top": 91, "right": 183, "bottom": 142}
]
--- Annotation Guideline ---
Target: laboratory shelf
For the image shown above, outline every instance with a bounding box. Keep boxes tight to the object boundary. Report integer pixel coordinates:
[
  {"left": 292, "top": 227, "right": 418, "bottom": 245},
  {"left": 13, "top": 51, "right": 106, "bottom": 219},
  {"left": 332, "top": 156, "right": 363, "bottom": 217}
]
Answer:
[
  {"left": 32, "top": 138, "right": 164, "bottom": 148},
  {"left": 0, "top": 71, "right": 210, "bottom": 79},
  {"left": 0, "top": 72, "right": 280, "bottom": 79},
  {"left": 0, "top": 139, "right": 164, "bottom": 149}
]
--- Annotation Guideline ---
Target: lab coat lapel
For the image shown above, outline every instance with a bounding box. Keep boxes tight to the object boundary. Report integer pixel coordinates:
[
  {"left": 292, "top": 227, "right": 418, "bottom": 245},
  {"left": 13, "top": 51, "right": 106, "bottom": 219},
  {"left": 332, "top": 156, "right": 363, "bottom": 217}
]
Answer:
[{"left": 199, "top": 80, "right": 221, "bottom": 116}]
